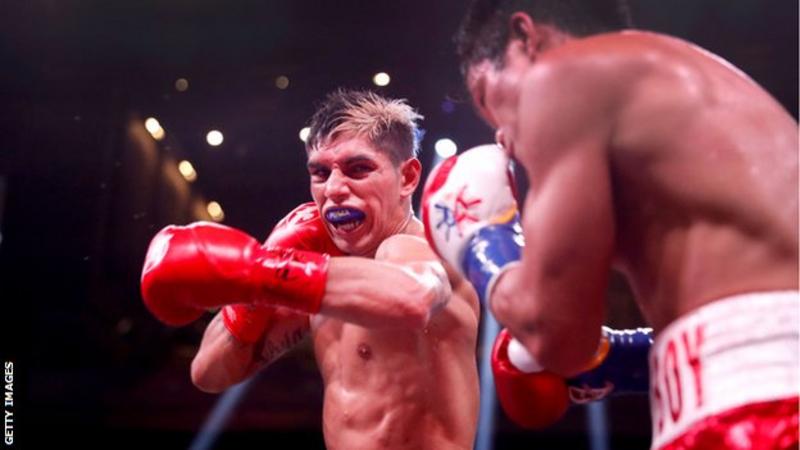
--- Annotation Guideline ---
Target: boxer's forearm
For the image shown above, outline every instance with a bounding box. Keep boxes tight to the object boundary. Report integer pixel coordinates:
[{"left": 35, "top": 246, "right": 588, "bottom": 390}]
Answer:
[
  {"left": 491, "top": 265, "right": 604, "bottom": 377},
  {"left": 319, "top": 257, "right": 450, "bottom": 329},
  {"left": 489, "top": 177, "right": 611, "bottom": 376},
  {"left": 192, "top": 310, "right": 310, "bottom": 393},
  {"left": 191, "top": 313, "right": 261, "bottom": 393}
]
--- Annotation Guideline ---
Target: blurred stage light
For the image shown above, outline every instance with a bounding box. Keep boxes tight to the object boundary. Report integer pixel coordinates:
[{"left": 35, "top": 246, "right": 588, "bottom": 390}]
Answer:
[
  {"left": 435, "top": 138, "right": 457, "bottom": 158},
  {"left": 152, "top": 127, "right": 166, "bottom": 141},
  {"left": 207, "top": 201, "right": 225, "bottom": 221},
  {"left": 206, "top": 130, "right": 224, "bottom": 146},
  {"left": 116, "top": 318, "right": 133, "bottom": 335},
  {"left": 175, "top": 78, "right": 189, "bottom": 92},
  {"left": 144, "top": 117, "right": 161, "bottom": 134},
  {"left": 145, "top": 117, "right": 166, "bottom": 141},
  {"left": 372, "top": 72, "right": 390, "bottom": 87},
  {"left": 178, "top": 160, "right": 198, "bottom": 182},
  {"left": 441, "top": 99, "right": 456, "bottom": 114},
  {"left": 275, "top": 76, "right": 290, "bottom": 90},
  {"left": 299, "top": 127, "right": 310, "bottom": 143}
]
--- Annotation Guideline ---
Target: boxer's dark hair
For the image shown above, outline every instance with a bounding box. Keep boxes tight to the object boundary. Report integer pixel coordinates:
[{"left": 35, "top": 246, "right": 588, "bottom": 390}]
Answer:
[
  {"left": 455, "top": 0, "right": 633, "bottom": 75},
  {"left": 306, "top": 89, "right": 423, "bottom": 166}
]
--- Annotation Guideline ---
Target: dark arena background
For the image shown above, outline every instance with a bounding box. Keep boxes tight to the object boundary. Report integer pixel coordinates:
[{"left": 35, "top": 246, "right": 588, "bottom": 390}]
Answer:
[{"left": 1, "top": 1, "right": 796, "bottom": 449}]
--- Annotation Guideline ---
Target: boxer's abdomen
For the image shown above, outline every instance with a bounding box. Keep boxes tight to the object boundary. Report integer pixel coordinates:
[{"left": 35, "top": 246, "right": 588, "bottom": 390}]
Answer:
[{"left": 312, "top": 319, "right": 478, "bottom": 450}]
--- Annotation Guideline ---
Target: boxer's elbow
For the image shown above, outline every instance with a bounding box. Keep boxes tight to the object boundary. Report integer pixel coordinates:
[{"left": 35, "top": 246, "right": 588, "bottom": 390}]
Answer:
[
  {"left": 191, "top": 345, "right": 249, "bottom": 394},
  {"left": 393, "top": 288, "right": 435, "bottom": 330},
  {"left": 396, "top": 264, "right": 451, "bottom": 329},
  {"left": 492, "top": 267, "right": 606, "bottom": 375},
  {"left": 191, "top": 355, "right": 228, "bottom": 393},
  {"left": 493, "top": 290, "right": 602, "bottom": 376}
]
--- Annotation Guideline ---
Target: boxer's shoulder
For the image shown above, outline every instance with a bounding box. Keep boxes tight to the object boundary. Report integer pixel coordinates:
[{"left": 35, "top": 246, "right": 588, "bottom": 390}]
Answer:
[
  {"left": 375, "top": 232, "right": 433, "bottom": 263},
  {"left": 532, "top": 32, "right": 688, "bottom": 89}
]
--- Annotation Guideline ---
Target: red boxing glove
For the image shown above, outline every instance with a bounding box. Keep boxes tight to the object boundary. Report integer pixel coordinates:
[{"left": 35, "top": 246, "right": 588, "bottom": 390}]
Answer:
[
  {"left": 221, "top": 303, "right": 277, "bottom": 344},
  {"left": 265, "top": 202, "right": 345, "bottom": 256},
  {"left": 492, "top": 328, "right": 570, "bottom": 429},
  {"left": 141, "top": 220, "right": 329, "bottom": 326},
  {"left": 222, "top": 203, "right": 345, "bottom": 343}
]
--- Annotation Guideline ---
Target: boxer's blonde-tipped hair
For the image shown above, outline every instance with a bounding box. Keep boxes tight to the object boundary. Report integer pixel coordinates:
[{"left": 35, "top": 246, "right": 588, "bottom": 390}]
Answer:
[{"left": 306, "top": 89, "right": 424, "bottom": 165}]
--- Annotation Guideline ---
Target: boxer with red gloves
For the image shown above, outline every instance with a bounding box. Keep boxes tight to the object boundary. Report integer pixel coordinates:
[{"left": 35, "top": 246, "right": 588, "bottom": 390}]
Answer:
[
  {"left": 141, "top": 90, "right": 482, "bottom": 450},
  {"left": 423, "top": 144, "right": 652, "bottom": 429}
]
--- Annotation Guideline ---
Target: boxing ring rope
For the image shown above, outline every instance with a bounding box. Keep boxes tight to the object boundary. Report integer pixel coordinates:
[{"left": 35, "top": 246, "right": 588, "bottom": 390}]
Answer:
[
  {"left": 474, "top": 310, "right": 501, "bottom": 450},
  {"left": 189, "top": 375, "right": 258, "bottom": 450},
  {"left": 587, "top": 399, "right": 610, "bottom": 450}
]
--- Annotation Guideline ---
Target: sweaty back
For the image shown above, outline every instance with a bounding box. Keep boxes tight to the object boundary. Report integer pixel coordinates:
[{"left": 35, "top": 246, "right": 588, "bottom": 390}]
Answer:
[{"left": 599, "top": 32, "right": 798, "bottom": 328}]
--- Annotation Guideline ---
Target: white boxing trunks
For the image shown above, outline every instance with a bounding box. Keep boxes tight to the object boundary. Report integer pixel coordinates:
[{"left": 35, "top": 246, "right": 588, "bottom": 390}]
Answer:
[{"left": 649, "top": 291, "right": 799, "bottom": 450}]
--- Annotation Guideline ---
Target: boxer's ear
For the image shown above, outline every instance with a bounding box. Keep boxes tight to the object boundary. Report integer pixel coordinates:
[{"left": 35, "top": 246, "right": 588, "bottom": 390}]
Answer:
[
  {"left": 509, "top": 12, "right": 541, "bottom": 58},
  {"left": 399, "top": 158, "right": 421, "bottom": 198}
]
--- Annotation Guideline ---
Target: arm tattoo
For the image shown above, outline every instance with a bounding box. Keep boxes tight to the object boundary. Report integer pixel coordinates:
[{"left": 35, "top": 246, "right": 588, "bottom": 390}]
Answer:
[{"left": 254, "top": 326, "right": 308, "bottom": 365}]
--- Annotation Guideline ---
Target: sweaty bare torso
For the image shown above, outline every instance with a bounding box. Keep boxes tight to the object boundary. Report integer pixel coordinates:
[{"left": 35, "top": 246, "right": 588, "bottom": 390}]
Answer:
[
  {"left": 310, "top": 224, "right": 480, "bottom": 450},
  {"left": 596, "top": 32, "right": 798, "bottom": 330}
]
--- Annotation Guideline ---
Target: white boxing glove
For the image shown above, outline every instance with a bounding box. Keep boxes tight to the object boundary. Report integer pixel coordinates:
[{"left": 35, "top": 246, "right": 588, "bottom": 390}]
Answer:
[{"left": 421, "top": 144, "right": 523, "bottom": 304}]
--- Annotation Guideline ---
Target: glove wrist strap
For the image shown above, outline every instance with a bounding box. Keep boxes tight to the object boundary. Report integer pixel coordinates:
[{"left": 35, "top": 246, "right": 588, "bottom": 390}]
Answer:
[
  {"left": 254, "top": 248, "right": 330, "bottom": 314},
  {"left": 462, "top": 217, "right": 523, "bottom": 305}
]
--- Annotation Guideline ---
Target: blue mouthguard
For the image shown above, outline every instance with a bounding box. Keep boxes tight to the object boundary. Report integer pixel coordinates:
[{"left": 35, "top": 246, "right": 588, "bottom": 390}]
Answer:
[{"left": 325, "top": 207, "right": 366, "bottom": 225}]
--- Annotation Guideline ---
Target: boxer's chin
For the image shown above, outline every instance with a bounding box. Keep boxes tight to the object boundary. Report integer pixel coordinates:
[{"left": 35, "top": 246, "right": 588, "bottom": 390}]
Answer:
[
  {"left": 330, "top": 224, "right": 376, "bottom": 257},
  {"left": 328, "top": 218, "right": 365, "bottom": 235}
]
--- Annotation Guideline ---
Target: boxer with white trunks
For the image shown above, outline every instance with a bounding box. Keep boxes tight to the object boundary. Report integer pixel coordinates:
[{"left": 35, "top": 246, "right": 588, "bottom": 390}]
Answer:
[
  {"left": 438, "top": 1, "right": 799, "bottom": 447},
  {"left": 424, "top": 142, "right": 798, "bottom": 446},
  {"left": 649, "top": 292, "right": 798, "bottom": 449}
]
